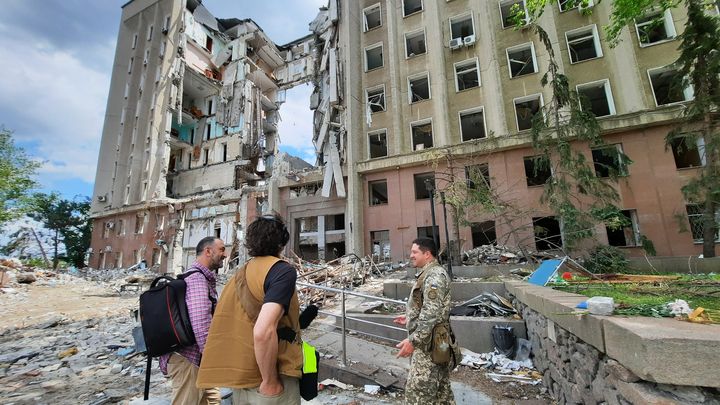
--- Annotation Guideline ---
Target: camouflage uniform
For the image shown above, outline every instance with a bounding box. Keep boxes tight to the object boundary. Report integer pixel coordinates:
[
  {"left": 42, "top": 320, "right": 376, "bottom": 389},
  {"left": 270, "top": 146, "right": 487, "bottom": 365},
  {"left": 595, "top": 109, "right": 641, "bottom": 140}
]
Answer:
[{"left": 404, "top": 259, "right": 455, "bottom": 405}]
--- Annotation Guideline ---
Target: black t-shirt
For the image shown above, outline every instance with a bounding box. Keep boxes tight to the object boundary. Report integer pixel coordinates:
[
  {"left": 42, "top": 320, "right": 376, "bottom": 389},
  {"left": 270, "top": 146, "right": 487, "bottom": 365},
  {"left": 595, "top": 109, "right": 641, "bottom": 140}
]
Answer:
[{"left": 263, "top": 261, "right": 297, "bottom": 314}]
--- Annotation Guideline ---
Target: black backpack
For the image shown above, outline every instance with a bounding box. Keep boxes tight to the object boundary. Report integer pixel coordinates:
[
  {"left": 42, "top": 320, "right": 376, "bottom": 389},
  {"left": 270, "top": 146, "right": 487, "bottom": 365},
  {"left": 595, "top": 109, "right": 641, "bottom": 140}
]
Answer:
[{"left": 139, "top": 269, "right": 216, "bottom": 399}]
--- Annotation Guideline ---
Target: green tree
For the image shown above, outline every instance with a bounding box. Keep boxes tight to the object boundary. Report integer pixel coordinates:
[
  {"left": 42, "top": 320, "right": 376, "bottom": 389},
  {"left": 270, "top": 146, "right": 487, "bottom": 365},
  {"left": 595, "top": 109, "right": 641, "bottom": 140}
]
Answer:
[
  {"left": 526, "top": 0, "right": 720, "bottom": 256},
  {"left": 28, "top": 193, "right": 92, "bottom": 269},
  {"left": 0, "top": 127, "right": 40, "bottom": 229}
]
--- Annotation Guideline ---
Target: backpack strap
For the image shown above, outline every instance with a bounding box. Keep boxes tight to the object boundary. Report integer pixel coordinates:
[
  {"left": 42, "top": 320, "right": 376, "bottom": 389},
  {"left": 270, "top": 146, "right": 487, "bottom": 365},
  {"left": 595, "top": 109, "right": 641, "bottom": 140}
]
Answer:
[{"left": 179, "top": 268, "right": 217, "bottom": 315}]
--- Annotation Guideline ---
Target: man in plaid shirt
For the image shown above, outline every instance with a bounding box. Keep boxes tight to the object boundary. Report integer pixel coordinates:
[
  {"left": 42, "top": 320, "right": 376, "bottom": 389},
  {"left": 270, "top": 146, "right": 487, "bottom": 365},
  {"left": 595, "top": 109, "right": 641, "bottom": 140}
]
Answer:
[{"left": 159, "top": 236, "right": 225, "bottom": 404}]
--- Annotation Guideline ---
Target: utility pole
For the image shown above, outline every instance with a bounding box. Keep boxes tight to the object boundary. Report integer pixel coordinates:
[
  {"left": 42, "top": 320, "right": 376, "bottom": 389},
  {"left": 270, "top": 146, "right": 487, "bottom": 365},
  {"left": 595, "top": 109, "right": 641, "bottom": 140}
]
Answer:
[{"left": 439, "top": 191, "right": 453, "bottom": 280}]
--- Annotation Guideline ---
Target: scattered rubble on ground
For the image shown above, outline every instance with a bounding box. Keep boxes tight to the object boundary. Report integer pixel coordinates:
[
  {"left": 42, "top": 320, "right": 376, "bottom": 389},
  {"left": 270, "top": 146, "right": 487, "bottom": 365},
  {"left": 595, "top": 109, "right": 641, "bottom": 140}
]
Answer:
[{"left": 460, "top": 348, "right": 542, "bottom": 386}]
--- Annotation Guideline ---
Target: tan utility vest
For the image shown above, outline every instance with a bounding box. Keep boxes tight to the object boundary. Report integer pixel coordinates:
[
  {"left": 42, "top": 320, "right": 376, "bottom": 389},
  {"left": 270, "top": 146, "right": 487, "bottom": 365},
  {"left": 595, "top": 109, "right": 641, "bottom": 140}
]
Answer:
[{"left": 196, "top": 256, "right": 302, "bottom": 389}]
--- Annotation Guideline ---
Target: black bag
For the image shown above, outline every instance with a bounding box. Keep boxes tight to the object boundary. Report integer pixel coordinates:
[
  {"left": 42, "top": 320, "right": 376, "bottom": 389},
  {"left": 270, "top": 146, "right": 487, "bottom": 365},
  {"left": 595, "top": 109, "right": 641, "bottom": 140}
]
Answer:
[{"left": 139, "top": 270, "right": 215, "bottom": 399}]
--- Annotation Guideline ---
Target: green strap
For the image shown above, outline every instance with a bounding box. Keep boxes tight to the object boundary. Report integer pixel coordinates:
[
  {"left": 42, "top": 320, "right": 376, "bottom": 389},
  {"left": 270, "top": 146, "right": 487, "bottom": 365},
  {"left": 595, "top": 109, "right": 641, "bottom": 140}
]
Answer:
[{"left": 302, "top": 341, "right": 317, "bottom": 373}]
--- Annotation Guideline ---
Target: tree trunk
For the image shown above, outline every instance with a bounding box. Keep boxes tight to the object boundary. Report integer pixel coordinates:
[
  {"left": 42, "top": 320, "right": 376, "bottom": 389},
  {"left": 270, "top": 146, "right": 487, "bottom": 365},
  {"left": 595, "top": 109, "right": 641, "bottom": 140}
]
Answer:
[
  {"left": 701, "top": 198, "right": 716, "bottom": 258},
  {"left": 28, "top": 227, "right": 50, "bottom": 268},
  {"left": 53, "top": 230, "right": 59, "bottom": 270}
]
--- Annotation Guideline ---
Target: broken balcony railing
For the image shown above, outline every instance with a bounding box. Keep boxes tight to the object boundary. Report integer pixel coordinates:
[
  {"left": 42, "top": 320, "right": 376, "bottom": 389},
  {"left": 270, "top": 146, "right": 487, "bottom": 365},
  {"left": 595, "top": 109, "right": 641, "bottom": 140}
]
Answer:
[{"left": 296, "top": 281, "right": 407, "bottom": 367}]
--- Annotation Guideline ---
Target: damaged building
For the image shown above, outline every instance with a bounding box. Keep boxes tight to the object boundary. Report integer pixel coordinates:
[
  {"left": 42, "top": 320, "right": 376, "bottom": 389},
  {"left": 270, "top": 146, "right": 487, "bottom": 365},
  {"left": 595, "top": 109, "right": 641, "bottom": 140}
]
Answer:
[{"left": 90, "top": 0, "right": 716, "bottom": 273}]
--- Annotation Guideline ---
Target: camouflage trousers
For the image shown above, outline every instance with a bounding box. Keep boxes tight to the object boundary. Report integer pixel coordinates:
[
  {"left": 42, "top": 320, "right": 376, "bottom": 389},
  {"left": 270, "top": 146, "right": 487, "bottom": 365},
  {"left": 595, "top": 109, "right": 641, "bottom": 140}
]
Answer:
[{"left": 404, "top": 349, "right": 455, "bottom": 405}]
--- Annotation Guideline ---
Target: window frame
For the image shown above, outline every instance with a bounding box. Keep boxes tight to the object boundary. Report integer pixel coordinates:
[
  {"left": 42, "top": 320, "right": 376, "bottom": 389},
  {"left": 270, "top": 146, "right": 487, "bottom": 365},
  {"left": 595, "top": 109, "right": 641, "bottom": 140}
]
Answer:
[
  {"left": 454, "top": 57, "right": 481, "bottom": 92},
  {"left": 413, "top": 172, "right": 436, "bottom": 200},
  {"left": 506, "top": 42, "right": 538, "bottom": 78},
  {"left": 364, "top": 42, "right": 384, "bottom": 72},
  {"left": 647, "top": 66, "right": 694, "bottom": 106},
  {"left": 368, "top": 128, "right": 389, "bottom": 159},
  {"left": 449, "top": 12, "right": 475, "bottom": 41},
  {"left": 407, "top": 72, "right": 431, "bottom": 104},
  {"left": 670, "top": 135, "right": 706, "bottom": 169},
  {"left": 686, "top": 204, "right": 720, "bottom": 243},
  {"left": 513, "top": 93, "right": 544, "bottom": 132},
  {"left": 634, "top": 9, "right": 676, "bottom": 47},
  {"left": 366, "top": 84, "right": 386, "bottom": 113},
  {"left": 458, "top": 106, "right": 487, "bottom": 142},
  {"left": 524, "top": 155, "right": 552, "bottom": 187},
  {"left": 576, "top": 79, "right": 616, "bottom": 117},
  {"left": 402, "top": 0, "right": 424, "bottom": 18},
  {"left": 606, "top": 209, "right": 641, "bottom": 247},
  {"left": 565, "top": 24, "right": 603, "bottom": 64},
  {"left": 404, "top": 29, "right": 427, "bottom": 59},
  {"left": 591, "top": 143, "right": 628, "bottom": 178},
  {"left": 410, "top": 119, "right": 434, "bottom": 151},
  {"left": 369, "top": 179, "right": 389, "bottom": 206},
  {"left": 363, "top": 3, "right": 382, "bottom": 32},
  {"left": 559, "top": 0, "right": 594, "bottom": 12},
  {"left": 499, "top": 0, "right": 528, "bottom": 29}
]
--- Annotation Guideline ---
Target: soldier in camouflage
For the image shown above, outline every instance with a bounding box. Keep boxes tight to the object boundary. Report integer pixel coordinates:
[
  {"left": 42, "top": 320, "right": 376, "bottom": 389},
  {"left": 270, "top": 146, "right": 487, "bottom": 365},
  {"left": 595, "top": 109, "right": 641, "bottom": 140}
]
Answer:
[{"left": 394, "top": 237, "right": 455, "bottom": 405}]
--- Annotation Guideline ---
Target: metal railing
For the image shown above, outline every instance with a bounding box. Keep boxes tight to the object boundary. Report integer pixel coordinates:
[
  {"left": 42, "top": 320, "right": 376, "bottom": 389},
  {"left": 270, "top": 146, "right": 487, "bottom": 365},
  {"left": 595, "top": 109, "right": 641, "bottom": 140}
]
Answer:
[{"left": 296, "top": 281, "right": 407, "bottom": 366}]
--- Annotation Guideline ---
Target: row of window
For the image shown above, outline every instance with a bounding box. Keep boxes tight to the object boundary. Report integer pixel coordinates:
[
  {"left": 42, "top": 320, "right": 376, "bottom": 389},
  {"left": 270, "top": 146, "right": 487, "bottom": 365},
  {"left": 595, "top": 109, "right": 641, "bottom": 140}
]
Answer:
[
  {"left": 365, "top": 70, "right": 693, "bottom": 158},
  {"left": 368, "top": 135, "right": 706, "bottom": 204},
  {"left": 96, "top": 248, "right": 162, "bottom": 270}
]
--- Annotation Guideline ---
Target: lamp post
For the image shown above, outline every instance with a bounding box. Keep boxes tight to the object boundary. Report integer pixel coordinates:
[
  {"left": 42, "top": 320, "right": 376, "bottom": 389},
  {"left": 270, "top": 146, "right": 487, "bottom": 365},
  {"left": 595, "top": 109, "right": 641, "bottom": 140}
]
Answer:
[
  {"left": 439, "top": 191, "right": 453, "bottom": 280},
  {"left": 424, "top": 179, "right": 439, "bottom": 259}
]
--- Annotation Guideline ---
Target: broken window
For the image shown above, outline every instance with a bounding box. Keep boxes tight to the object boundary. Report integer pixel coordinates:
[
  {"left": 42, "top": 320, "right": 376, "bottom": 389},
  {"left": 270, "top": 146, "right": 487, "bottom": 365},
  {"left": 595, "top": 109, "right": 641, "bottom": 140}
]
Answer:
[
  {"left": 203, "top": 148, "right": 209, "bottom": 165},
  {"left": 299, "top": 217, "right": 318, "bottom": 233},
  {"left": 606, "top": 210, "right": 640, "bottom": 247},
  {"left": 128, "top": 57, "right": 134, "bottom": 74},
  {"left": 103, "top": 222, "right": 111, "bottom": 239},
  {"left": 222, "top": 143, "right": 228, "bottom": 162},
  {"left": 408, "top": 73, "right": 430, "bottom": 103},
  {"left": 365, "top": 43, "right": 383, "bottom": 71},
  {"left": 205, "top": 36, "right": 213, "bottom": 53},
  {"left": 670, "top": 136, "right": 705, "bottom": 169},
  {"left": 411, "top": 120, "right": 433, "bottom": 150},
  {"left": 366, "top": 86, "right": 385, "bottom": 113},
  {"left": 132, "top": 34, "right": 138, "bottom": 50},
  {"left": 369, "top": 180, "right": 388, "bottom": 206},
  {"left": 117, "top": 219, "right": 126, "bottom": 236},
  {"left": 414, "top": 172, "right": 435, "bottom": 200},
  {"left": 471, "top": 221, "right": 497, "bottom": 247},
  {"left": 144, "top": 49, "right": 150, "bottom": 66},
  {"left": 371, "top": 230, "right": 391, "bottom": 261},
  {"left": 152, "top": 248, "right": 161, "bottom": 266},
  {"left": 405, "top": 30, "right": 426, "bottom": 58},
  {"left": 163, "top": 15, "right": 171, "bottom": 33},
  {"left": 686, "top": 204, "right": 720, "bottom": 242},
  {"left": 514, "top": 94, "right": 543, "bottom": 131},
  {"left": 135, "top": 214, "right": 145, "bottom": 234},
  {"left": 635, "top": 10, "right": 676, "bottom": 46},
  {"left": 591, "top": 144, "right": 628, "bottom": 178},
  {"left": 187, "top": 152, "right": 192, "bottom": 169},
  {"left": 500, "top": 0, "right": 528, "bottom": 29},
  {"left": 455, "top": 58, "right": 480, "bottom": 92},
  {"left": 363, "top": 4, "right": 382, "bottom": 31},
  {"left": 648, "top": 66, "right": 694, "bottom": 106},
  {"left": 534, "top": 216, "right": 563, "bottom": 250},
  {"left": 577, "top": 80, "right": 615, "bottom": 117},
  {"left": 559, "top": 0, "right": 594, "bottom": 12},
  {"left": 160, "top": 41, "right": 166, "bottom": 58},
  {"left": 403, "top": 0, "right": 423, "bottom": 17},
  {"left": 524, "top": 155, "right": 551, "bottom": 187},
  {"left": 460, "top": 108, "right": 486, "bottom": 141},
  {"left": 99, "top": 252, "right": 106, "bottom": 270},
  {"left": 368, "top": 129, "right": 388, "bottom": 158},
  {"left": 205, "top": 123, "right": 211, "bottom": 140},
  {"left": 506, "top": 43, "right": 537, "bottom": 78},
  {"left": 147, "top": 25, "right": 154, "bottom": 41},
  {"left": 450, "top": 13, "right": 474, "bottom": 40},
  {"left": 326, "top": 214, "right": 345, "bottom": 231},
  {"left": 115, "top": 252, "right": 123, "bottom": 269},
  {"left": 417, "top": 225, "right": 440, "bottom": 240},
  {"left": 465, "top": 163, "right": 490, "bottom": 190},
  {"left": 566, "top": 25, "right": 602, "bottom": 63}
]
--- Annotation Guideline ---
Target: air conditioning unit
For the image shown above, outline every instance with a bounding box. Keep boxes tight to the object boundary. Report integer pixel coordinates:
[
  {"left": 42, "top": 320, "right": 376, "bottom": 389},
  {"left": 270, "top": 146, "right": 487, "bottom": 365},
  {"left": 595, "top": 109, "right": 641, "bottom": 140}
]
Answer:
[
  {"left": 449, "top": 38, "right": 462, "bottom": 50},
  {"left": 97, "top": 194, "right": 107, "bottom": 202},
  {"left": 105, "top": 222, "right": 115, "bottom": 229},
  {"left": 104, "top": 245, "right": 112, "bottom": 252},
  {"left": 463, "top": 35, "right": 476, "bottom": 46}
]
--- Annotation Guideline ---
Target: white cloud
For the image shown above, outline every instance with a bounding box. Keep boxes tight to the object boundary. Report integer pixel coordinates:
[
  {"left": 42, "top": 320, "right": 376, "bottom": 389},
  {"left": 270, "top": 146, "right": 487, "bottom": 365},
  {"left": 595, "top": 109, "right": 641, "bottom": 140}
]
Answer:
[{"left": 0, "top": 28, "right": 111, "bottom": 184}]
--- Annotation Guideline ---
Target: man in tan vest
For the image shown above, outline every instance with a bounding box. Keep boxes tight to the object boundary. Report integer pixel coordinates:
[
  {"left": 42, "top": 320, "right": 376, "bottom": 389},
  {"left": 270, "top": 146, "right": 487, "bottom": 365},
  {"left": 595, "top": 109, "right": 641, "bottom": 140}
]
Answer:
[{"left": 197, "top": 214, "right": 303, "bottom": 405}]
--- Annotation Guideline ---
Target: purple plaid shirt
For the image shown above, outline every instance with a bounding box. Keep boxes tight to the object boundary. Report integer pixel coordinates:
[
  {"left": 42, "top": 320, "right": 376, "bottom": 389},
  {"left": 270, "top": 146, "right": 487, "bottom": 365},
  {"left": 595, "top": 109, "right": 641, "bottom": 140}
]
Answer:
[{"left": 159, "top": 262, "right": 218, "bottom": 375}]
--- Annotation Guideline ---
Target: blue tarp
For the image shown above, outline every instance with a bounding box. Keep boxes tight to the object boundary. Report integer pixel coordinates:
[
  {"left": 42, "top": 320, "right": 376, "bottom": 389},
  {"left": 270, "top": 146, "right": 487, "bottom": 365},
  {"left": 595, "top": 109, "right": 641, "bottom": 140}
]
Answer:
[{"left": 528, "top": 259, "right": 564, "bottom": 286}]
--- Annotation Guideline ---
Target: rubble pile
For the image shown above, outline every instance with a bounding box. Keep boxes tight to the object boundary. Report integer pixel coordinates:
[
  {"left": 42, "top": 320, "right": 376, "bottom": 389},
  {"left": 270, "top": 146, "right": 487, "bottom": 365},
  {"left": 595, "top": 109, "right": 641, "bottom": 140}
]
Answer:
[
  {"left": 461, "top": 245, "right": 527, "bottom": 265},
  {"left": 460, "top": 348, "right": 542, "bottom": 385},
  {"left": 0, "top": 313, "right": 170, "bottom": 404},
  {"left": 451, "top": 292, "right": 519, "bottom": 318}
]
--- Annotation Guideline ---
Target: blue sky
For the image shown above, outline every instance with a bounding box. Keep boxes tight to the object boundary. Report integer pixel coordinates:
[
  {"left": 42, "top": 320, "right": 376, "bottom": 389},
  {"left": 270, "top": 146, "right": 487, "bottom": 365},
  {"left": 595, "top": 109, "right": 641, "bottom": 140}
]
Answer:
[{"left": 0, "top": 0, "right": 323, "bottom": 200}]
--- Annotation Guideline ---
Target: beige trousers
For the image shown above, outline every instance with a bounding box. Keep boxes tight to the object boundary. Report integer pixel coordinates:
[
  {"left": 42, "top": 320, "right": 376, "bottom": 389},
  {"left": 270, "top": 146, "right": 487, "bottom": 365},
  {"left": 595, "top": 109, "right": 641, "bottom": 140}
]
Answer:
[
  {"left": 167, "top": 354, "right": 221, "bottom": 405},
  {"left": 232, "top": 375, "right": 300, "bottom": 405}
]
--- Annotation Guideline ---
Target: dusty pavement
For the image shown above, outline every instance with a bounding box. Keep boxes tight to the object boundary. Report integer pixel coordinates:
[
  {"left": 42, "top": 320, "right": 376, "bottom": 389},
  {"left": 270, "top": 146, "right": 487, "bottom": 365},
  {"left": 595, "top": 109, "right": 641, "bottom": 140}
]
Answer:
[{"left": 0, "top": 267, "right": 552, "bottom": 404}]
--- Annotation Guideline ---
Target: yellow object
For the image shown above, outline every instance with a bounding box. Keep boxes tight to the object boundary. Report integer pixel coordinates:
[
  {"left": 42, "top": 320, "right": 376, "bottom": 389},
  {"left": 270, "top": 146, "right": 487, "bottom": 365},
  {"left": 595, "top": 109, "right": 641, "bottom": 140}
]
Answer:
[
  {"left": 302, "top": 342, "right": 317, "bottom": 374},
  {"left": 58, "top": 347, "right": 78, "bottom": 359},
  {"left": 687, "top": 307, "right": 712, "bottom": 324}
]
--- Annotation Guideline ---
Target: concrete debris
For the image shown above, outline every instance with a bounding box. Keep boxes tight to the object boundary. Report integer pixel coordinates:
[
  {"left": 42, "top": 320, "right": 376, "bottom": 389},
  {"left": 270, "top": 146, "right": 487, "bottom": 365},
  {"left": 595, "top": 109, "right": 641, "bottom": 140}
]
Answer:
[
  {"left": 666, "top": 299, "right": 693, "bottom": 316},
  {"left": 451, "top": 292, "right": 518, "bottom": 317},
  {"left": 460, "top": 349, "right": 542, "bottom": 385},
  {"left": 462, "top": 245, "right": 528, "bottom": 265},
  {"left": 15, "top": 272, "right": 37, "bottom": 284}
]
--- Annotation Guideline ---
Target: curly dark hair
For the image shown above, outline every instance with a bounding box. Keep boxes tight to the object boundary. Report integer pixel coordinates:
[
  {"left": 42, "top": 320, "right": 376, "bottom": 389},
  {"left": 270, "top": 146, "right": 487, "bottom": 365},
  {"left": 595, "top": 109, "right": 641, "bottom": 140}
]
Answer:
[{"left": 245, "top": 214, "right": 290, "bottom": 257}]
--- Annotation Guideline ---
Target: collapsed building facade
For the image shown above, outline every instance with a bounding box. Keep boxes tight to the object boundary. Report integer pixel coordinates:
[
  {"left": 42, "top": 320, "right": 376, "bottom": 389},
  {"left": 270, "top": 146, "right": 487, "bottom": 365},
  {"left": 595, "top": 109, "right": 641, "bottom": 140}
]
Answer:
[{"left": 90, "top": 0, "right": 717, "bottom": 273}]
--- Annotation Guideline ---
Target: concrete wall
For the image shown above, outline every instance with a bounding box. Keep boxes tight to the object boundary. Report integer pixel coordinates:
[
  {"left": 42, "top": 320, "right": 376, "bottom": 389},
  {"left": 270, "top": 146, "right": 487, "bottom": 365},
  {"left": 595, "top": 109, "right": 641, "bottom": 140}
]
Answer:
[{"left": 506, "top": 281, "right": 720, "bottom": 404}]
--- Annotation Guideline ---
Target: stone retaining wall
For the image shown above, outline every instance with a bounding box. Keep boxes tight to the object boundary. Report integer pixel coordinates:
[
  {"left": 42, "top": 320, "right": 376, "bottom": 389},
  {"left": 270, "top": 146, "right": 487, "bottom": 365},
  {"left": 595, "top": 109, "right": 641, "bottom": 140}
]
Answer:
[{"left": 506, "top": 282, "right": 720, "bottom": 405}]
